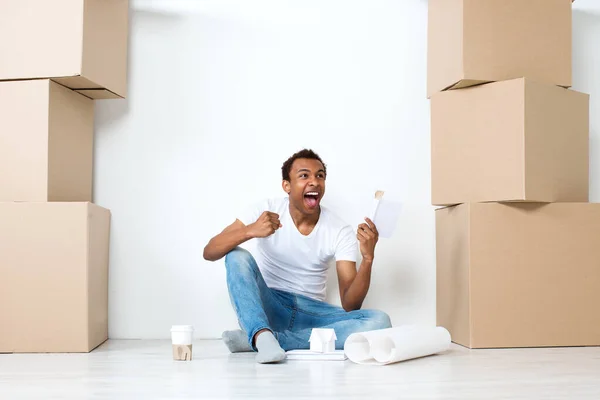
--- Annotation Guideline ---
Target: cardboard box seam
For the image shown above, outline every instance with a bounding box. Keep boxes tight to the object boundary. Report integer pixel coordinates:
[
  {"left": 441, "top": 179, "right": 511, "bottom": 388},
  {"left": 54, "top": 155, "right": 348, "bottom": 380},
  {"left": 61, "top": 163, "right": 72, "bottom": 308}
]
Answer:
[
  {"left": 467, "top": 203, "right": 473, "bottom": 347},
  {"left": 85, "top": 203, "right": 92, "bottom": 349}
]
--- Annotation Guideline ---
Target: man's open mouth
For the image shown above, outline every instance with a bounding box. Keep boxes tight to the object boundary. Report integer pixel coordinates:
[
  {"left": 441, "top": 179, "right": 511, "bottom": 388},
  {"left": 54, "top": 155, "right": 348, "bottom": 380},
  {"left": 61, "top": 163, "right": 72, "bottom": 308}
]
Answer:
[{"left": 304, "top": 191, "right": 320, "bottom": 208}]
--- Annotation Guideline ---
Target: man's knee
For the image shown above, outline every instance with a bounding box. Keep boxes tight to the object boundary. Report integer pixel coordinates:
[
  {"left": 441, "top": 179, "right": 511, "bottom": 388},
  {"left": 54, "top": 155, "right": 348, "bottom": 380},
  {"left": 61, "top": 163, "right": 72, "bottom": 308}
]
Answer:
[
  {"left": 362, "top": 310, "right": 392, "bottom": 330},
  {"left": 225, "top": 247, "right": 258, "bottom": 277}
]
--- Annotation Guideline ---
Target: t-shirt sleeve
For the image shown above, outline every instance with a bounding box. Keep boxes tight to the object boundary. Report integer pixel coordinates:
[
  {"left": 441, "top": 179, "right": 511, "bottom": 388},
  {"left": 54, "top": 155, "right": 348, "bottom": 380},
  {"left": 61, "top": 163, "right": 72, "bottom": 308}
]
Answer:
[
  {"left": 334, "top": 225, "right": 358, "bottom": 262},
  {"left": 236, "top": 199, "right": 270, "bottom": 226}
]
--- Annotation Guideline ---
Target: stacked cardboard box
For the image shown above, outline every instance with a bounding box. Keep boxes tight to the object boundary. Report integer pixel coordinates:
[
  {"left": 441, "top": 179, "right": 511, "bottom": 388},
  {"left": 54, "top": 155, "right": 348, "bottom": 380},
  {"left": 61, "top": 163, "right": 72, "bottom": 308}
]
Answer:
[
  {"left": 0, "top": 0, "right": 128, "bottom": 353},
  {"left": 428, "top": 0, "right": 600, "bottom": 348}
]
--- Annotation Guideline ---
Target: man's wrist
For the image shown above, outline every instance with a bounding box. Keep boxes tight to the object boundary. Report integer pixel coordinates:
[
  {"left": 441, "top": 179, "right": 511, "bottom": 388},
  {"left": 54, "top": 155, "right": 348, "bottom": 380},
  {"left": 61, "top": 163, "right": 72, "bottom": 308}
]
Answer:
[
  {"left": 242, "top": 225, "right": 255, "bottom": 240},
  {"left": 361, "top": 256, "right": 374, "bottom": 265}
]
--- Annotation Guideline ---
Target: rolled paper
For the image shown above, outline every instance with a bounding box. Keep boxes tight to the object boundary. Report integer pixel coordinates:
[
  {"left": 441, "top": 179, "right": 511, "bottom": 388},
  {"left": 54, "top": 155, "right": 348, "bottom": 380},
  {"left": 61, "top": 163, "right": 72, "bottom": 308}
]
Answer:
[{"left": 344, "top": 325, "right": 451, "bottom": 365}]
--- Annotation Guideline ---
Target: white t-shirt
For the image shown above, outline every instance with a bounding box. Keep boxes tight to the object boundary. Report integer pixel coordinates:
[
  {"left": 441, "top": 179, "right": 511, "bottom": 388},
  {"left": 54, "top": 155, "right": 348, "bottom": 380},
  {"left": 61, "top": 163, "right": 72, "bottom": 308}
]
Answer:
[{"left": 237, "top": 197, "right": 357, "bottom": 302}]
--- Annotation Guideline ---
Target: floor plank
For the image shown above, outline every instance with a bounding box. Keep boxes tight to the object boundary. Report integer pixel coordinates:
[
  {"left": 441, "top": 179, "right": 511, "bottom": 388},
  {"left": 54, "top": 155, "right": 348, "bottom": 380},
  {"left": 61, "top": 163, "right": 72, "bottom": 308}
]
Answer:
[{"left": 1, "top": 340, "right": 599, "bottom": 399}]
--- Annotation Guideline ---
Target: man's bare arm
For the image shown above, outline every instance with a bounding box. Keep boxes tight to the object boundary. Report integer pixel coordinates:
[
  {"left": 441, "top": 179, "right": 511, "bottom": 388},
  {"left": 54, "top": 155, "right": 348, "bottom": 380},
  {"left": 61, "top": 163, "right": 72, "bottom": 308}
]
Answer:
[
  {"left": 203, "top": 212, "right": 282, "bottom": 261},
  {"left": 335, "top": 217, "right": 379, "bottom": 311},
  {"left": 336, "top": 259, "right": 373, "bottom": 311},
  {"left": 203, "top": 220, "right": 252, "bottom": 261}
]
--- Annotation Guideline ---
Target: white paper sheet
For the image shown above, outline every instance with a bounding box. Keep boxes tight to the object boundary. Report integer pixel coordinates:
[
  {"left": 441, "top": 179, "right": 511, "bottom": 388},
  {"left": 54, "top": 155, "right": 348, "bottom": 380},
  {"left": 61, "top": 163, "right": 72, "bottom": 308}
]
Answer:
[
  {"left": 344, "top": 325, "right": 451, "bottom": 365},
  {"left": 369, "top": 197, "right": 402, "bottom": 238},
  {"left": 285, "top": 350, "right": 347, "bottom": 361}
]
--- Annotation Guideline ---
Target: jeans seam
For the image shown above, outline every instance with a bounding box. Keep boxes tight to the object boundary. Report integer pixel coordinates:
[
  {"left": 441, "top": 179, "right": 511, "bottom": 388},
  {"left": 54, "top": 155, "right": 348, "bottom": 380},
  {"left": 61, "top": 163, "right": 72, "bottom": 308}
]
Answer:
[
  {"left": 289, "top": 292, "right": 348, "bottom": 317},
  {"left": 288, "top": 296, "right": 298, "bottom": 330},
  {"left": 271, "top": 289, "right": 297, "bottom": 311},
  {"left": 272, "top": 295, "right": 295, "bottom": 311},
  {"left": 296, "top": 308, "right": 350, "bottom": 317}
]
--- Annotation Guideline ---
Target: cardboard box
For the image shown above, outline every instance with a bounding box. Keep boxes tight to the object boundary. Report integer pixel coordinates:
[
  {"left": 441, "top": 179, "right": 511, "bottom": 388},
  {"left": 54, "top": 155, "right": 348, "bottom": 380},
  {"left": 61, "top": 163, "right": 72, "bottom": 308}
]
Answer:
[
  {"left": 0, "top": 0, "right": 128, "bottom": 99},
  {"left": 0, "top": 79, "right": 93, "bottom": 202},
  {"left": 431, "top": 78, "right": 589, "bottom": 206},
  {"left": 427, "top": 0, "right": 572, "bottom": 98},
  {"left": 0, "top": 202, "right": 111, "bottom": 353},
  {"left": 436, "top": 202, "right": 600, "bottom": 349}
]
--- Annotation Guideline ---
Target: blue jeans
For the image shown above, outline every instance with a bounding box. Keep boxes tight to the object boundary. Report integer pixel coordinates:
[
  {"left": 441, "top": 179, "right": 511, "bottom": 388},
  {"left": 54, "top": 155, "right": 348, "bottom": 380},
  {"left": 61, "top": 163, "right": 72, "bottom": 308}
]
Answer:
[{"left": 225, "top": 247, "right": 392, "bottom": 351}]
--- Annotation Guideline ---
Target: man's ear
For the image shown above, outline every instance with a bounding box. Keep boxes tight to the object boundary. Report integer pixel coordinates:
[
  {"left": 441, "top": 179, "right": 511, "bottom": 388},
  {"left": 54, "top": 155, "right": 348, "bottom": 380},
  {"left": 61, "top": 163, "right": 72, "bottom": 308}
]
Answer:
[{"left": 282, "top": 180, "right": 291, "bottom": 194}]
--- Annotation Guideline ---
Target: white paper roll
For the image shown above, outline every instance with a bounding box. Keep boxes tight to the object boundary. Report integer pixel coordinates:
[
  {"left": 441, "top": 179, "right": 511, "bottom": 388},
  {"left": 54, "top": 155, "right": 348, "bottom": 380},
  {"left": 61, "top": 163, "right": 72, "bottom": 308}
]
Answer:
[{"left": 344, "top": 325, "right": 451, "bottom": 365}]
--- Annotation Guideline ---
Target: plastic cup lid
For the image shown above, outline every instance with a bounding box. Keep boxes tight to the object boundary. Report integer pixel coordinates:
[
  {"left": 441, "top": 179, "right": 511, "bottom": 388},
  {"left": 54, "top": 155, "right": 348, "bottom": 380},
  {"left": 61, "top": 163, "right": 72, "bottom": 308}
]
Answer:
[{"left": 171, "top": 325, "right": 194, "bottom": 332}]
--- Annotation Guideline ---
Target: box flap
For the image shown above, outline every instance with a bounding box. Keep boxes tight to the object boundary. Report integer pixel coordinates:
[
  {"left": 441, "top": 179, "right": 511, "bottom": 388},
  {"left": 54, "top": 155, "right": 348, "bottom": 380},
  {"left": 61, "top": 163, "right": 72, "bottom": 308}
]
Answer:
[{"left": 75, "top": 89, "right": 123, "bottom": 100}]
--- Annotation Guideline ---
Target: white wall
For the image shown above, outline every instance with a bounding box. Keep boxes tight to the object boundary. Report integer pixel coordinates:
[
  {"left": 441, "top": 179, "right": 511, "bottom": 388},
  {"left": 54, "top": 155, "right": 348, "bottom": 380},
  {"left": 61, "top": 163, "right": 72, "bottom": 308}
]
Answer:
[
  {"left": 573, "top": 1, "right": 600, "bottom": 200},
  {"left": 94, "top": 0, "right": 600, "bottom": 339}
]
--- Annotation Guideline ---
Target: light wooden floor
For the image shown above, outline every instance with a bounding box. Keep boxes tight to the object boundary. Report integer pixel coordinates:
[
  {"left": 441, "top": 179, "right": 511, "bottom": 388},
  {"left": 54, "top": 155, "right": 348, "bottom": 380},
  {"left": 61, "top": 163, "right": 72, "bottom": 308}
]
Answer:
[{"left": 1, "top": 340, "right": 599, "bottom": 399}]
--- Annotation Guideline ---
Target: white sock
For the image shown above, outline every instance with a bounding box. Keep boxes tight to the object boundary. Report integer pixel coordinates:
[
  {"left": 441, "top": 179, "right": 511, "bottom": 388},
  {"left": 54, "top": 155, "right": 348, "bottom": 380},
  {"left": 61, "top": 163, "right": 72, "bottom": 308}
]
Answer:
[{"left": 255, "top": 331, "right": 285, "bottom": 364}]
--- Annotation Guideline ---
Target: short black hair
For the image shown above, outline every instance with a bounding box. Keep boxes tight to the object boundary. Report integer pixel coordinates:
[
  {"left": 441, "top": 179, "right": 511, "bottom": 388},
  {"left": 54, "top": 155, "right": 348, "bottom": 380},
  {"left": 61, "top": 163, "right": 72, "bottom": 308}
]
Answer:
[{"left": 281, "top": 149, "right": 326, "bottom": 181}]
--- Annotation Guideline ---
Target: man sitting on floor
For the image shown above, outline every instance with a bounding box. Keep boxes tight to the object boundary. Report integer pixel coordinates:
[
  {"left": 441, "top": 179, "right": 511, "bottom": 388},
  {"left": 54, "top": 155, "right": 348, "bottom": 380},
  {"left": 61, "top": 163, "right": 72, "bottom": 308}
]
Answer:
[{"left": 203, "top": 149, "right": 391, "bottom": 363}]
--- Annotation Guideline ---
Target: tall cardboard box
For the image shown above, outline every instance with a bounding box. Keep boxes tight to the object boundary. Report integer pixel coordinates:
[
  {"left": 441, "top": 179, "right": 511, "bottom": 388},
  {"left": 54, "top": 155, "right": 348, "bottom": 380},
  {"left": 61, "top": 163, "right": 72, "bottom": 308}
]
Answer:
[
  {"left": 0, "top": 0, "right": 128, "bottom": 99},
  {"left": 427, "top": 0, "right": 572, "bottom": 98},
  {"left": 436, "top": 202, "right": 600, "bottom": 349},
  {"left": 0, "top": 79, "right": 94, "bottom": 202},
  {"left": 0, "top": 202, "right": 111, "bottom": 353},
  {"left": 431, "top": 78, "right": 589, "bottom": 206}
]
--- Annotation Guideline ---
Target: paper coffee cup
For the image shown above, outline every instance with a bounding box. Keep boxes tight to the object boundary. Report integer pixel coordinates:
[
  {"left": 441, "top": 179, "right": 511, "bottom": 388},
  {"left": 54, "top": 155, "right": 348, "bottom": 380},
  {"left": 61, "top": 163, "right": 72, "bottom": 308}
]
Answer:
[{"left": 171, "top": 325, "right": 194, "bottom": 361}]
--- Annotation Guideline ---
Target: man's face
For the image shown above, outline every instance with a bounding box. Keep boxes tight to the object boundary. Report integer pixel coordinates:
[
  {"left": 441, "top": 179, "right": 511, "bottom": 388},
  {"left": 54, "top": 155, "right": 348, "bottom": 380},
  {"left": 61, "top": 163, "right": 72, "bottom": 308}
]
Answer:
[{"left": 283, "top": 158, "right": 326, "bottom": 215}]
